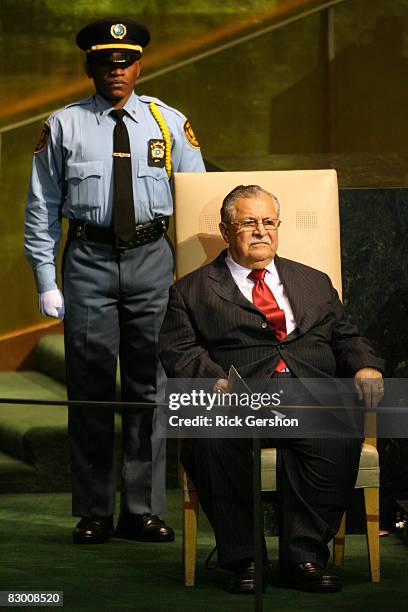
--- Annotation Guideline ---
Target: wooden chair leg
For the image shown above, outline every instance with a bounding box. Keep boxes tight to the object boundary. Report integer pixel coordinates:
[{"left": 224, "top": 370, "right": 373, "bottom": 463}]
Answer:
[
  {"left": 183, "top": 486, "right": 199, "bottom": 586},
  {"left": 364, "top": 487, "right": 380, "bottom": 582},
  {"left": 333, "top": 512, "right": 346, "bottom": 565}
]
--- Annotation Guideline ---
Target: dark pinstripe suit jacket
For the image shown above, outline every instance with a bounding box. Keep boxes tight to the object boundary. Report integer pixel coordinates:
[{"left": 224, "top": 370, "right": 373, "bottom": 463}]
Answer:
[{"left": 159, "top": 250, "right": 384, "bottom": 382}]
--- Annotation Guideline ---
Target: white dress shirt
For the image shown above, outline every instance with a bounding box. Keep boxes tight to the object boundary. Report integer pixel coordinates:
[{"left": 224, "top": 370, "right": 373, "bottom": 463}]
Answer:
[{"left": 225, "top": 252, "right": 297, "bottom": 334}]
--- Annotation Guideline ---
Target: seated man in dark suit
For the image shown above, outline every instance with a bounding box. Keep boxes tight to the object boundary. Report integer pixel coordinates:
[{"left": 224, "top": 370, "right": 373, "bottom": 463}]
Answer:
[{"left": 159, "top": 184, "right": 384, "bottom": 594}]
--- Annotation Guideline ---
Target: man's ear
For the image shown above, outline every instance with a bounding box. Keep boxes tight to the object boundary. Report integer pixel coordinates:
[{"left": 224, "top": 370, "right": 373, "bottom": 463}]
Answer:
[
  {"left": 219, "top": 222, "right": 229, "bottom": 244},
  {"left": 84, "top": 61, "right": 93, "bottom": 79},
  {"left": 135, "top": 59, "right": 142, "bottom": 78}
]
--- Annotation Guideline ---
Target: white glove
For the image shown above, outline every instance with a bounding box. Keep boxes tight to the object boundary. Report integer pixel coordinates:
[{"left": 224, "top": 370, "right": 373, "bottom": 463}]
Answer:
[{"left": 39, "top": 289, "right": 65, "bottom": 320}]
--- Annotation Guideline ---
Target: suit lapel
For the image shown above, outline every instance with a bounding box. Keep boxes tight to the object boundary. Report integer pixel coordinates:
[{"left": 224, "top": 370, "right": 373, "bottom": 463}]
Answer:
[
  {"left": 275, "top": 255, "right": 321, "bottom": 335},
  {"left": 207, "top": 251, "right": 260, "bottom": 315}
]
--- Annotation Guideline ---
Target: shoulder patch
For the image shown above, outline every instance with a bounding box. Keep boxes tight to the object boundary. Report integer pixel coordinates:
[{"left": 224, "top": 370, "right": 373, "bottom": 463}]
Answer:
[
  {"left": 183, "top": 119, "right": 200, "bottom": 148},
  {"left": 34, "top": 122, "right": 51, "bottom": 154}
]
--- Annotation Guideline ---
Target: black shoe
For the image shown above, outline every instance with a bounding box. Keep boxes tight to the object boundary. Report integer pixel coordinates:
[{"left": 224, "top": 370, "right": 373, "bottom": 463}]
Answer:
[
  {"left": 115, "top": 514, "right": 175, "bottom": 542},
  {"left": 281, "top": 562, "right": 342, "bottom": 593},
  {"left": 229, "top": 560, "right": 268, "bottom": 595},
  {"left": 72, "top": 516, "right": 114, "bottom": 544}
]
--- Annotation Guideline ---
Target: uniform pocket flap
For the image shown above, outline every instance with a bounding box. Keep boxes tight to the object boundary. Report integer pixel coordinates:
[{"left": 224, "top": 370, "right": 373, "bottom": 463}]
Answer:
[
  {"left": 137, "top": 158, "right": 168, "bottom": 180},
  {"left": 66, "top": 161, "right": 103, "bottom": 180}
]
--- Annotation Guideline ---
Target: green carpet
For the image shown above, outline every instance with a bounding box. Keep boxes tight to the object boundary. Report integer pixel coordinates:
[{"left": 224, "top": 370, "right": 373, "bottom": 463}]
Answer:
[{"left": 0, "top": 489, "right": 407, "bottom": 612}]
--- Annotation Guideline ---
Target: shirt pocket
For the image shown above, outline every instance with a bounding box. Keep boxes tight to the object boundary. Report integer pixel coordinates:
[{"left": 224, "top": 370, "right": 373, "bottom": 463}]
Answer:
[
  {"left": 136, "top": 158, "right": 170, "bottom": 211},
  {"left": 66, "top": 161, "right": 104, "bottom": 209}
]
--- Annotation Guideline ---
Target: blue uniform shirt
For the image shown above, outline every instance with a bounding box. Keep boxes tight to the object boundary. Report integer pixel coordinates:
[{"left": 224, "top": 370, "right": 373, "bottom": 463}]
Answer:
[{"left": 25, "top": 91, "right": 205, "bottom": 292}]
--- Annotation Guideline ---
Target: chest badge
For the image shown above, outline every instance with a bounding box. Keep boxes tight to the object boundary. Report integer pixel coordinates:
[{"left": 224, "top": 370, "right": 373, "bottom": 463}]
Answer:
[{"left": 148, "top": 139, "right": 166, "bottom": 168}]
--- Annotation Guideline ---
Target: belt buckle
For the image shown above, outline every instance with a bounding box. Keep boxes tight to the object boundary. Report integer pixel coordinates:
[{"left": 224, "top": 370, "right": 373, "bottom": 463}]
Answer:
[
  {"left": 75, "top": 221, "right": 88, "bottom": 241},
  {"left": 115, "top": 236, "right": 133, "bottom": 251}
]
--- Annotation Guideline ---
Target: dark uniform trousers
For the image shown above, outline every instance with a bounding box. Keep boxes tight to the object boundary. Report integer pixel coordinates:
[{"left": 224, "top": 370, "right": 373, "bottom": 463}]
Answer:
[
  {"left": 63, "top": 234, "right": 173, "bottom": 518},
  {"left": 182, "top": 434, "right": 361, "bottom": 570}
]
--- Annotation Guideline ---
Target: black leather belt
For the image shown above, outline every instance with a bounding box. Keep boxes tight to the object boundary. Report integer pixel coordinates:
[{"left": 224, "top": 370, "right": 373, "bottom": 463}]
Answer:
[{"left": 70, "top": 217, "right": 169, "bottom": 250}]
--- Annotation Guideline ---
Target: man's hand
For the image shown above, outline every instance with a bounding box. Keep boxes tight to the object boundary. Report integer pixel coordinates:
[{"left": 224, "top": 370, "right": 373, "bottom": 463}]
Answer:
[
  {"left": 39, "top": 289, "right": 65, "bottom": 320},
  {"left": 354, "top": 368, "right": 384, "bottom": 407},
  {"left": 213, "top": 378, "right": 229, "bottom": 393}
]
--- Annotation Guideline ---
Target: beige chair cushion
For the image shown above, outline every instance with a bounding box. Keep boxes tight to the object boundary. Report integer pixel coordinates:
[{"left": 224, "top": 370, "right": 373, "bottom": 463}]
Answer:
[
  {"left": 260, "top": 442, "right": 379, "bottom": 492},
  {"left": 355, "top": 443, "right": 380, "bottom": 488}
]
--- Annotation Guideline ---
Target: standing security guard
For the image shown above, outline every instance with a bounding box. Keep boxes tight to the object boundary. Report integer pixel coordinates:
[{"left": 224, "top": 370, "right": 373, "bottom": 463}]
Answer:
[{"left": 25, "top": 17, "right": 205, "bottom": 544}]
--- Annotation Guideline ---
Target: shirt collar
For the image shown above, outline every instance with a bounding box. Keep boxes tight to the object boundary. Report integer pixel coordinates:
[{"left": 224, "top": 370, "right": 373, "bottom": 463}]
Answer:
[
  {"left": 225, "top": 251, "right": 278, "bottom": 279},
  {"left": 93, "top": 91, "right": 140, "bottom": 124}
]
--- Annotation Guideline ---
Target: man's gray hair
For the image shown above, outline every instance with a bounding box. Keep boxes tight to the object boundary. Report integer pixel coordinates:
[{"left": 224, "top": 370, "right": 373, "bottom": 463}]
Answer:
[{"left": 220, "top": 185, "right": 280, "bottom": 222}]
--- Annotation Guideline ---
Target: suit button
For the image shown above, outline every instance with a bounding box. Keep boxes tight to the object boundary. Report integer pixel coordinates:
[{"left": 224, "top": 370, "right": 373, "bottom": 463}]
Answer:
[{"left": 261, "top": 322, "right": 268, "bottom": 329}]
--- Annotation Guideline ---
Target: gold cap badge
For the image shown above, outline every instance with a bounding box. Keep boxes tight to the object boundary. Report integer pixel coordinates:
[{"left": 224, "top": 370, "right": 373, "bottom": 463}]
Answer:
[{"left": 111, "top": 23, "right": 127, "bottom": 39}]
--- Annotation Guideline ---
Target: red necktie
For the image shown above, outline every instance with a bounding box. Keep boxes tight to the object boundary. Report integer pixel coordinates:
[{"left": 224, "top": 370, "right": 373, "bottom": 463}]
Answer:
[{"left": 248, "top": 268, "right": 287, "bottom": 372}]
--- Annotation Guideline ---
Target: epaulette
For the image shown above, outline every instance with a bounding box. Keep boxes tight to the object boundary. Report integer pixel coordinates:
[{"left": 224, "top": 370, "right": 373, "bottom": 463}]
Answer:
[
  {"left": 64, "top": 96, "right": 94, "bottom": 109},
  {"left": 35, "top": 97, "right": 94, "bottom": 153},
  {"left": 50, "top": 97, "right": 94, "bottom": 119},
  {"left": 141, "top": 95, "right": 200, "bottom": 150},
  {"left": 139, "top": 95, "right": 185, "bottom": 120}
]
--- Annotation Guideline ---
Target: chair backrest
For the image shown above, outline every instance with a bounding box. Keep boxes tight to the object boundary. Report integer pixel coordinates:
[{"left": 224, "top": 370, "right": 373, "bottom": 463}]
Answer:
[{"left": 173, "top": 169, "right": 342, "bottom": 298}]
